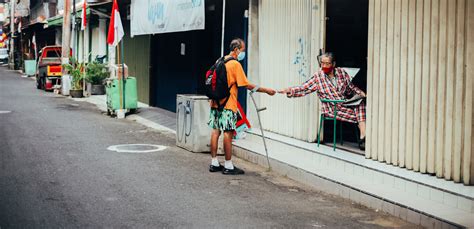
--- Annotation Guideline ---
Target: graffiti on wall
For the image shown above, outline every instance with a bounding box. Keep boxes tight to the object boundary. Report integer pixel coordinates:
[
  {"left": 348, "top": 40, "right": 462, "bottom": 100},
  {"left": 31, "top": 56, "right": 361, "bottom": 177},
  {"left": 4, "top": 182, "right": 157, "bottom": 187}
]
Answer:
[
  {"left": 176, "top": 100, "right": 193, "bottom": 144},
  {"left": 293, "top": 37, "right": 309, "bottom": 79}
]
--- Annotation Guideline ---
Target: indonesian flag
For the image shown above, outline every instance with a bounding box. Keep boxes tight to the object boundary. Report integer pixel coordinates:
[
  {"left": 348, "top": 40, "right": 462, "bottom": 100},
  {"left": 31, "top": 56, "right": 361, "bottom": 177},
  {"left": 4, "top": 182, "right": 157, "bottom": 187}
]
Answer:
[
  {"left": 107, "top": 0, "right": 124, "bottom": 46},
  {"left": 81, "top": 0, "right": 87, "bottom": 31}
]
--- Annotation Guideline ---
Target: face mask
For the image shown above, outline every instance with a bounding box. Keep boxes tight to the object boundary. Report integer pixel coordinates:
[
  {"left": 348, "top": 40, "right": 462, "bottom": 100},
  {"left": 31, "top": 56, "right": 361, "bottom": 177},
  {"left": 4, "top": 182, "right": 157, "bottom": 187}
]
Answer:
[
  {"left": 322, "top": 66, "right": 333, "bottom": 74},
  {"left": 237, "top": 51, "right": 246, "bottom": 61}
]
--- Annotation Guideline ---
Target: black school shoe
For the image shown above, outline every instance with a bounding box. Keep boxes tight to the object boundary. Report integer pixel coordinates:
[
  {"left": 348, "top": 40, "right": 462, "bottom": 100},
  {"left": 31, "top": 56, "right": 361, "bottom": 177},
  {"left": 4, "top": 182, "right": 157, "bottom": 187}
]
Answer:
[
  {"left": 209, "top": 164, "right": 224, "bottom": 172},
  {"left": 222, "top": 166, "right": 245, "bottom": 175}
]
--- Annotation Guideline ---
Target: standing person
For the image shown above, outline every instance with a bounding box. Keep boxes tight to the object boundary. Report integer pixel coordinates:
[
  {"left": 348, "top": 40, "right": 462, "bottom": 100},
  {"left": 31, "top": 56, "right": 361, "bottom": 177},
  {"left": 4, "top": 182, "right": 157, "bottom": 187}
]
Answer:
[
  {"left": 279, "top": 52, "right": 367, "bottom": 150},
  {"left": 208, "top": 38, "right": 276, "bottom": 175}
]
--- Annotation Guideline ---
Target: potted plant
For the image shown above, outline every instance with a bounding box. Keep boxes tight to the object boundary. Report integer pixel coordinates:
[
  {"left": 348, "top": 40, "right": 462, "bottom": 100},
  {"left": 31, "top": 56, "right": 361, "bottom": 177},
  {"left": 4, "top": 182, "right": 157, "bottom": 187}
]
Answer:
[
  {"left": 63, "top": 57, "right": 84, "bottom": 98},
  {"left": 86, "top": 61, "right": 109, "bottom": 95}
]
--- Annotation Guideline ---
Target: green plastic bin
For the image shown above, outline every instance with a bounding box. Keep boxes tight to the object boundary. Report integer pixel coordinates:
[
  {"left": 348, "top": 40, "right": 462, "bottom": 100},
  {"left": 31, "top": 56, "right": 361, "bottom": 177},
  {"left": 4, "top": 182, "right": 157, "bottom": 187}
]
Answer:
[
  {"left": 24, "top": 60, "right": 36, "bottom": 76},
  {"left": 106, "top": 77, "right": 138, "bottom": 114}
]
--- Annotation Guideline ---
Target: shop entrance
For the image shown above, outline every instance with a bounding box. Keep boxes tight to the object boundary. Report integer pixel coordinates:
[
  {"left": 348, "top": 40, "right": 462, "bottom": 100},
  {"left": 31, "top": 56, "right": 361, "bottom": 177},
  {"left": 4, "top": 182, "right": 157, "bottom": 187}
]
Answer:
[
  {"left": 324, "top": 0, "right": 369, "bottom": 153},
  {"left": 149, "top": 0, "right": 249, "bottom": 113}
]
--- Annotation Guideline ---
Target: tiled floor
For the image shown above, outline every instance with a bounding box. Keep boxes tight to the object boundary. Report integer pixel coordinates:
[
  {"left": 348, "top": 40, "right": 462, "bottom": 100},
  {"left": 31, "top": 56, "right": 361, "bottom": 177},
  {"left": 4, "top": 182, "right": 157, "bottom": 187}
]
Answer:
[{"left": 233, "top": 129, "right": 474, "bottom": 228}]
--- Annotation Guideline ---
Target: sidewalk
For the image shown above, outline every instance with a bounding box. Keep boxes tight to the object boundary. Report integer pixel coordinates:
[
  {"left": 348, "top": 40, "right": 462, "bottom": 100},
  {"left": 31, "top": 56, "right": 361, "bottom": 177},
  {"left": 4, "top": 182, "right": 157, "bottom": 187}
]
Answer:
[
  {"left": 71, "top": 95, "right": 176, "bottom": 134},
  {"left": 77, "top": 94, "right": 473, "bottom": 228}
]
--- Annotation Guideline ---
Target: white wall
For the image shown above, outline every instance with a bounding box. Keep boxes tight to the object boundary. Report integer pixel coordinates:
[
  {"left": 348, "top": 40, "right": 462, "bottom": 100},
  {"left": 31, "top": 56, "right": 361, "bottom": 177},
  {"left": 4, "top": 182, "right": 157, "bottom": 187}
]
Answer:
[
  {"left": 366, "top": 0, "right": 474, "bottom": 184},
  {"left": 249, "top": 0, "right": 324, "bottom": 142}
]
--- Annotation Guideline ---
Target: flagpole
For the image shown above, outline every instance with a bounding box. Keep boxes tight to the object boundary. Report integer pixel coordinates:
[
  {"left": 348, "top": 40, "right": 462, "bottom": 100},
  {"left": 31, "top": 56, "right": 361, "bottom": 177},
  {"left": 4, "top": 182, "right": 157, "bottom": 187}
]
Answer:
[
  {"left": 121, "top": 39, "right": 125, "bottom": 109},
  {"left": 82, "top": 28, "right": 86, "bottom": 96},
  {"left": 117, "top": 30, "right": 123, "bottom": 111}
]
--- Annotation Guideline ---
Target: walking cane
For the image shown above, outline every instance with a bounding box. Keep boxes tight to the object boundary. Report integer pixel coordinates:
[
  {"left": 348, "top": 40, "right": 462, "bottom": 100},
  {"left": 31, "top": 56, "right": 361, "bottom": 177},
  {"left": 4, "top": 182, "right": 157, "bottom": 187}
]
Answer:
[{"left": 249, "top": 90, "right": 271, "bottom": 171}]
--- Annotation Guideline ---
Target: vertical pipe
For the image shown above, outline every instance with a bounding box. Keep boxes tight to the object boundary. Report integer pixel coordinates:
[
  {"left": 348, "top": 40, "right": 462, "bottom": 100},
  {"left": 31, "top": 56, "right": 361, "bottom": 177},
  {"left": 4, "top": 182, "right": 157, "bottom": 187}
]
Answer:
[
  {"left": 62, "top": 0, "right": 71, "bottom": 70},
  {"left": 10, "top": 0, "right": 15, "bottom": 69},
  {"left": 221, "top": 0, "right": 226, "bottom": 57}
]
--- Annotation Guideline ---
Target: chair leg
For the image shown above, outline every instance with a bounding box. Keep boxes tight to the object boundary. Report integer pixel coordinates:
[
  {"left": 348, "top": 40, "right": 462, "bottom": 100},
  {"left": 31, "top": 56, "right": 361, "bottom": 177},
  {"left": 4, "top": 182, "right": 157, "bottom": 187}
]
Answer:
[
  {"left": 317, "top": 115, "right": 324, "bottom": 147},
  {"left": 355, "top": 123, "right": 360, "bottom": 147},
  {"left": 333, "top": 117, "right": 337, "bottom": 151},
  {"left": 340, "top": 121, "right": 344, "bottom": 146}
]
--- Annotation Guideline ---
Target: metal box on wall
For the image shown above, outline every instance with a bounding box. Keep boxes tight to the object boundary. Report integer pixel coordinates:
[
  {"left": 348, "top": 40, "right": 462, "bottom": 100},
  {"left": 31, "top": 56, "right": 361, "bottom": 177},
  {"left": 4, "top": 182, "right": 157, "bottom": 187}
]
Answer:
[{"left": 176, "top": 94, "right": 211, "bottom": 153}]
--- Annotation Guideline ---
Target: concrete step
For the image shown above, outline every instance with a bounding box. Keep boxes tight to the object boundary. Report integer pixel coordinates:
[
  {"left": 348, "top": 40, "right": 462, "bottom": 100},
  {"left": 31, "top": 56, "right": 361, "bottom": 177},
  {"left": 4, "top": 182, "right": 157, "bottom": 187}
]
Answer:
[{"left": 232, "top": 129, "right": 474, "bottom": 228}]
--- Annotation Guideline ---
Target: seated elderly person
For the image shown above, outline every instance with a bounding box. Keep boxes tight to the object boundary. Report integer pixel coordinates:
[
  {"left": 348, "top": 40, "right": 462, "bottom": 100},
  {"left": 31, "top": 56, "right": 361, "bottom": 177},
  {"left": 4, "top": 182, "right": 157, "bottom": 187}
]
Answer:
[{"left": 279, "top": 52, "right": 367, "bottom": 150}]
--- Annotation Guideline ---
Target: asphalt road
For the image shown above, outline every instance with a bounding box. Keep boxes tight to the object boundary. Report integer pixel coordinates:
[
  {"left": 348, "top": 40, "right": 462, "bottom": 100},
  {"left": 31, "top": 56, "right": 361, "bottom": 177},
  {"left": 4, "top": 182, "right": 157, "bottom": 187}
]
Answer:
[{"left": 0, "top": 68, "right": 419, "bottom": 228}]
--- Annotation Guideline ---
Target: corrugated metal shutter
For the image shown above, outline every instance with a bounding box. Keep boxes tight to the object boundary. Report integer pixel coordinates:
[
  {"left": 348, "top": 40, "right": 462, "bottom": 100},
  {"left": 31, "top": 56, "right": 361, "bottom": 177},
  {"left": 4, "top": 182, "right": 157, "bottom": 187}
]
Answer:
[
  {"left": 366, "top": 0, "right": 474, "bottom": 184},
  {"left": 256, "top": 0, "right": 324, "bottom": 142},
  {"left": 123, "top": 34, "right": 151, "bottom": 105}
]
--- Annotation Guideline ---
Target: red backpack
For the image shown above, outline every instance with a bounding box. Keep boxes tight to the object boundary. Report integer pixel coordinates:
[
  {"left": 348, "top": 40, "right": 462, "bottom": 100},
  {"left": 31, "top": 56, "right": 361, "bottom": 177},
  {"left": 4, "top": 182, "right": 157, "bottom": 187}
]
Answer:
[{"left": 205, "top": 57, "right": 236, "bottom": 110}]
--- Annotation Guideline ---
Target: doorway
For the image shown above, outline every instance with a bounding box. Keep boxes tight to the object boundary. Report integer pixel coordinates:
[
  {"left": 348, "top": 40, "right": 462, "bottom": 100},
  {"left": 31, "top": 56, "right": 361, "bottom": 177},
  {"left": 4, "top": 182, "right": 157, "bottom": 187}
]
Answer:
[
  {"left": 149, "top": 0, "right": 223, "bottom": 112},
  {"left": 149, "top": 0, "right": 249, "bottom": 113},
  {"left": 324, "top": 0, "right": 369, "bottom": 151},
  {"left": 325, "top": 0, "right": 368, "bottom": 91}
]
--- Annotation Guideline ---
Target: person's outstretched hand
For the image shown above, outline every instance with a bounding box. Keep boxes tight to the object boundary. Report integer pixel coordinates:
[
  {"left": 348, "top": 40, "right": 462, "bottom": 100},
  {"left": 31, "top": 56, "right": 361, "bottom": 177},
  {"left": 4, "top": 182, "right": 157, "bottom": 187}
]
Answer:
[
  {"left": 266, "top": 88, "right": 276, "bottom": 96},
  {"left": 278, "top": 88, "right": 290, "bottom": 94}
]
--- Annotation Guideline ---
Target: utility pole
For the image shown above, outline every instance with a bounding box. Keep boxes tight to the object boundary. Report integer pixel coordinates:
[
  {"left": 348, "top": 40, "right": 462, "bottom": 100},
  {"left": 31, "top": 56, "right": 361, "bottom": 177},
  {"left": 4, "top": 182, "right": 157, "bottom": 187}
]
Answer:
[
  {"left": 61, "top": 0, "right": 72, "bottom": 95},
  {"left": 61, "top": 0, "right": 71, "bottom": 67},
  {"left": 9, "top": 0, "right": 15, "bottom": 69},
  {"left": 71, "top": 0, "right": 76, "bottom": 58}
]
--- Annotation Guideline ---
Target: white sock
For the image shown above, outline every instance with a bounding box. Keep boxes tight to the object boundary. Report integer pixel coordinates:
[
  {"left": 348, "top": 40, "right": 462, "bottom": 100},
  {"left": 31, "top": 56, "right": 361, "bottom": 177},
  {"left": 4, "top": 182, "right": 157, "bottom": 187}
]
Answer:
[
  {"left": 224, "top": 160, "right": 234, "bottom": 170},
  {"left": 211, "top": 157, "right": 220, "bottom": 167}
]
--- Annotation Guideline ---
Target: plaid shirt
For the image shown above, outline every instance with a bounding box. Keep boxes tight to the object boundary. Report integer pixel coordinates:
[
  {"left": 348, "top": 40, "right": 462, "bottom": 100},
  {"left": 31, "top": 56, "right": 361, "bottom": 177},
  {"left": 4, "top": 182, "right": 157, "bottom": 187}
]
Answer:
[{"left": 288, "top": 68, "right": 366, "bottom": 123}]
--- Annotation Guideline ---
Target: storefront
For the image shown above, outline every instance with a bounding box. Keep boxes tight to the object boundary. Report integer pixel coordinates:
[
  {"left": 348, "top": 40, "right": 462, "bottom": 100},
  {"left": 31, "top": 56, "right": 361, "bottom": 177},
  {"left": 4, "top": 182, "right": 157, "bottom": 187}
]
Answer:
[{"left": 248, "top": 0, "right": 473, "bottom": 184}]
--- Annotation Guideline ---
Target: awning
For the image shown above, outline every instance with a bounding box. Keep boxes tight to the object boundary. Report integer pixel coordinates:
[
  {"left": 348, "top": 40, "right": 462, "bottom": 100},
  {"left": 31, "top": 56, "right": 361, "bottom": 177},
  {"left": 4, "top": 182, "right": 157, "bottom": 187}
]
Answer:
[
  {"left": 22, "top": 20, "right": 48, "bottom": 30},
  {"left": 46, "top": 8, "right": 91, "bottom": 27}
]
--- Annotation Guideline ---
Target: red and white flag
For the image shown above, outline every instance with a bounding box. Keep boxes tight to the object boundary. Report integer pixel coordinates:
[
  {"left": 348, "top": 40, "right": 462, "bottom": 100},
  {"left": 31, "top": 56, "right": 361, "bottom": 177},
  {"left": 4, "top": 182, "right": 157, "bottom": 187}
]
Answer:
[
  {"left": 81, "top": 0, "right": 87, "bottom": 30},
  {"left": 107, "top": 0, "right": 124, "bottom": 46}
]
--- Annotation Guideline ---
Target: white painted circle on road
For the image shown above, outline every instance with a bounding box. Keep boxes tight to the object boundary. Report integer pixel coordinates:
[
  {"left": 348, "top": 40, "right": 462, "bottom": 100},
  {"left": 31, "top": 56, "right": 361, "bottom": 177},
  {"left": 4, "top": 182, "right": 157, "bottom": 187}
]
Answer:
[
  {"left": 107, "top": 144, "right": 167, "bottom": 153},
  {"left": 0, "top": 111, "right": 12, "bottom": 114}
]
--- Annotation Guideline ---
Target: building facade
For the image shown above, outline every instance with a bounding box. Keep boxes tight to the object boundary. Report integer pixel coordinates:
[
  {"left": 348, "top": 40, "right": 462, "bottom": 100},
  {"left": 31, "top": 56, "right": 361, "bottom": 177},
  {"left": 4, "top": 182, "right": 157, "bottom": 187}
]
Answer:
[{"left": 247, "top": 0, "right": 474, "bottom": 185}]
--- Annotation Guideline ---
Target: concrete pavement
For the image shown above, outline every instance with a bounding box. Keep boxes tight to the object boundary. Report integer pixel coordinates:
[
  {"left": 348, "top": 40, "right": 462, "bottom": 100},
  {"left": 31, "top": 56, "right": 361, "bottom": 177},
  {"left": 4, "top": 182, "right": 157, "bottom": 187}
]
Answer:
[{"left": 0, "top": 67, "right": 420, "bottom": 228}]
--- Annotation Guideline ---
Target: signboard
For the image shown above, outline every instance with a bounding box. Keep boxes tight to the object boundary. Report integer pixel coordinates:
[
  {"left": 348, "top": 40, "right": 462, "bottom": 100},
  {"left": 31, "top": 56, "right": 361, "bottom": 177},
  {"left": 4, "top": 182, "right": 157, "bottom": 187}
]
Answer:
[
  {"left": 131, "top": 0, "right": 205, "bottom": 36},
  {"left": 15, "top": 0, "right": 30, "bottom": 17}
]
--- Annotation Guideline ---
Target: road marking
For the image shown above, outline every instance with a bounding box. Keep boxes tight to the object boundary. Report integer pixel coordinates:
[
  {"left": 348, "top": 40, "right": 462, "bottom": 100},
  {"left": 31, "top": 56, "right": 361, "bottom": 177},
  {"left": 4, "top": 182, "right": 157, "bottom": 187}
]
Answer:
[
  {"left": 107, "top": 144, "right": 167, "bottom": 153},
  {"left": 0, "top": 111, "right": 12, "bottom": 114}
]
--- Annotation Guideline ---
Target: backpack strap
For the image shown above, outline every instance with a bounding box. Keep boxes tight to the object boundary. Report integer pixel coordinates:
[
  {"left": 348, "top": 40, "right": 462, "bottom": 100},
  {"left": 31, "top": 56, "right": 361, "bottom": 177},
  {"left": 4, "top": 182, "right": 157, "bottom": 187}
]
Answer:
[
  {"left": 215, "top": 56, "right": 237, "bottom": 111},
  {"left": 223, "top": 56, "right": 236, "bottom": 63},
  {"left": 216, "top": 97, "right": 230, "bottom": 111}
]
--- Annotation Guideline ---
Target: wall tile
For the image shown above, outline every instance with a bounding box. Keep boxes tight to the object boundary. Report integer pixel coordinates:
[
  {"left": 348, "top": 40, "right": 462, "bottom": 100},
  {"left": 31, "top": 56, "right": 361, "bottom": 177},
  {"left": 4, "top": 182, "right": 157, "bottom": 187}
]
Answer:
[
  {"left": 405, "top": 181, "right": 418, "bottom": 195},
  {"left": 417, "top": 184, "right": 431, "bottom": 200},
  {"left": 382, "top": 202, "right": 396, "bottom": 215},
  {"left": 362, "top": 168, "right": 375, "bottom": 184},
  {"left": 430, "top": 188, "right": 444, "bottom": 203},
  {"left": 393, "top": 177, "right": 406, "bottom": 190},
  {"left": 381, "top": 174, "right": 395, "bottom": 187},
  {"left": 420, "top": 214, "right": 437, "bottom": 228},
  {"left": 406, "top": 209, "right": 421, "bottom": 225},
  {"left": 456, "top": 197, "right": 473, "bottom": 213},
  {"left": 442, "top": 192, "right": 458, "bottom": 208}
]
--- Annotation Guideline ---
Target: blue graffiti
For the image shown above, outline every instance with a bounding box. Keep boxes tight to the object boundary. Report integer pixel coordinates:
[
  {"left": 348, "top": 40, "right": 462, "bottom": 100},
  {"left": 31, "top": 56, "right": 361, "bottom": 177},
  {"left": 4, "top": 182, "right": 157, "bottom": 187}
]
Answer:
[
  {"left": 192, "top": 0, "right": 202, "bottom": 7},
  {"left": 293, "top": 38, "right": 309, "bottom": 79},
  {"left": 148, "top": 0, "right": 165, "bottom": 24},
  {"left": 178, "top": 0, "right": 202, "bottom": 10}
]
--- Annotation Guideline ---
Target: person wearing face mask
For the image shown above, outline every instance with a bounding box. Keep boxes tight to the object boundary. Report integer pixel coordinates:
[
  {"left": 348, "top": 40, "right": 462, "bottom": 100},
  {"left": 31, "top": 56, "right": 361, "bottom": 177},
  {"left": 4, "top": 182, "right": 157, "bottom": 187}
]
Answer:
[
  {"left": 208, "top": 38, "right": 276, "bottom": 175},
  {"left": 278, "top": 52, "right": 367, "bottom": 150}
]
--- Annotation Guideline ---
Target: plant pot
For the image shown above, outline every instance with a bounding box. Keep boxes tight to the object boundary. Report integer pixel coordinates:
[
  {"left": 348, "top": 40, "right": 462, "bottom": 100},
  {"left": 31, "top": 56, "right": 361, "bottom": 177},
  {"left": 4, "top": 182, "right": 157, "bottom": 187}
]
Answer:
[
  {"left": 85, "top": 82, "right": 92, "bottom": 97},
  {"left": 91, "top": 84, "right": 105, "bottom": 95},
  {"left": 70, "top": 89, "right": 83, "bottom": 98}
]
